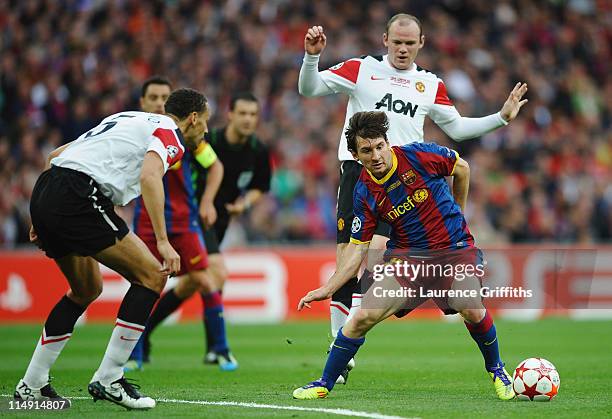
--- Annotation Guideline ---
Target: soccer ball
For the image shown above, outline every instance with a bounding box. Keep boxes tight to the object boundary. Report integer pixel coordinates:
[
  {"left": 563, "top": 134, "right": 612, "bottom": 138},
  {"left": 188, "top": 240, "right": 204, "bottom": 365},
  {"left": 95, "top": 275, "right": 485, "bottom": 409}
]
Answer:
[{"left": 512, "top": 358, "right": 560, "bottom": 401}]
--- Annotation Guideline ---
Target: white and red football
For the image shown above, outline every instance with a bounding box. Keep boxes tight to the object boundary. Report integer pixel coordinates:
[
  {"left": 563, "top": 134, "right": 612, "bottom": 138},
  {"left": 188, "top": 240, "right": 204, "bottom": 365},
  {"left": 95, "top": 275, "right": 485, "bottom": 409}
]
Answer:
[{"left": 512, "top": 357, "right": 560, "bottom": 401}]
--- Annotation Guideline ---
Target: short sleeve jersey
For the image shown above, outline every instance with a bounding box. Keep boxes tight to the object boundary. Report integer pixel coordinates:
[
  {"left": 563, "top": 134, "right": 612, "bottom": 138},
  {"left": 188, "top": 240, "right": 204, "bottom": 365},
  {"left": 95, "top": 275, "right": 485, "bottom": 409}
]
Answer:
[
  {"left": 51, "top": 111, "right": 185, "bottom": 206},
  {"left": 350, "top": 143, "right": 474, "bottom": 250},
  {"left": 319, "top": 55, "right": 457, "bottom": 161}
]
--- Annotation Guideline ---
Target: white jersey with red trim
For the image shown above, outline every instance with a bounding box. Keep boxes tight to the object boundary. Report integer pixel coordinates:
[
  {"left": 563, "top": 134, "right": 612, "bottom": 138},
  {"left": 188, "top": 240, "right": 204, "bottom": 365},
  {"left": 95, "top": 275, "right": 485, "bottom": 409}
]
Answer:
[
  {"left": 320, "top": 54, "right": 456, "bottom": 161},
  {"left": 51, "top": 111, "right": 185, "bottom": 206}
]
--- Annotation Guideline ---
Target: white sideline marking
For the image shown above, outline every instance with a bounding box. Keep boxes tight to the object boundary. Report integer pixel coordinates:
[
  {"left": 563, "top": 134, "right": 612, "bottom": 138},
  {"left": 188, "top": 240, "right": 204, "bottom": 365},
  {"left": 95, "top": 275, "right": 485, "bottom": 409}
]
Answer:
[
  {"left": 158, "top": 398, "right": 414, "bottom": 419},
  {"left": 2, "top": 394, "right": 414, "bottom": 418}
]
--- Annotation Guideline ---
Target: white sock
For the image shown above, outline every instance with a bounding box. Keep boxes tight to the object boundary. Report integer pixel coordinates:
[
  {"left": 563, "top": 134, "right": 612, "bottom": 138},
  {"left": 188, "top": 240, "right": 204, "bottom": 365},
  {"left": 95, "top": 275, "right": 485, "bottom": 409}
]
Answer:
[
  {"left": 347, "top": 293, "right": 362, "bottom": 321},
  {"left": 91, "top": 319, "right": 144, "bottom": 386},
  {"left": 330, "top": 302, "right": 349, "bottom": 339},
  {"left": 23, "top": 329, "right": 72, "bottom": 389}
]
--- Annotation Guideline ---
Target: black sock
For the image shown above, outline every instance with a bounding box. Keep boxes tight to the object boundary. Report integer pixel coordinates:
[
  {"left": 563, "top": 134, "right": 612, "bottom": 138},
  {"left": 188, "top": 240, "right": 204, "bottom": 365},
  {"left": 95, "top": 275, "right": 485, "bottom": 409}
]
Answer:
[
  {"left": 44, "top": 295, "right": 86, "bottom": 336},
  {"left": 146, "top": 288, "right": 184, "bottom": 334},
  {"left": 118, "top": 283, "right": 160, "bottom": 326}
]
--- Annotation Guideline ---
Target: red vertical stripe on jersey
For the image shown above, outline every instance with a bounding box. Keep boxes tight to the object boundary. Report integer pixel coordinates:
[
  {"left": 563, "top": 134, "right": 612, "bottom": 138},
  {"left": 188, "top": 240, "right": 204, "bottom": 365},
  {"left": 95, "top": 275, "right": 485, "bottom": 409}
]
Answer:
[
  {"left": 407, "top": 152, "right": 453, "bottom": 248},
  {"left": 329, "top": 60, "right": 361, "bottom": 84},
  {"left": 414, "top": 150, "right": 456, "bottom": 178},
  {"left": 152, "top": 128, "right": 184, "bottom": 166},
  {"left": 434, "top": 81, "right": 453, "bottom": 106},
  {"left": 413, "top": 187, "right": 453, "bottom": 248}
]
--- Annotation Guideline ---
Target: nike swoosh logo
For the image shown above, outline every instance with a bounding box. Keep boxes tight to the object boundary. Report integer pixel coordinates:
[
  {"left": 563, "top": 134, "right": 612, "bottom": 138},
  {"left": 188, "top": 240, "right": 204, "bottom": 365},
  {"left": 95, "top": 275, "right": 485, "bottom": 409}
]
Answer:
[
  {"left": 106, "top": 391, "right": 123, "bottom": 402},
  {"left": 370, "top": 76, "right": 386, "bottom": 80},
  {"left": 377, "top": 197, "right": 386, "bottom": 206},
  {"left": 190, "top": 255, "right": 201, "bottom": 265},
  {"left": 484, "top": 337, "right": 497, "bottom": 346},
  {"left": 120, "top": 336, "right": 139, "bottom": 342},
  {"left": 333, "top": 344, "right": 350, "bottom": 351}
]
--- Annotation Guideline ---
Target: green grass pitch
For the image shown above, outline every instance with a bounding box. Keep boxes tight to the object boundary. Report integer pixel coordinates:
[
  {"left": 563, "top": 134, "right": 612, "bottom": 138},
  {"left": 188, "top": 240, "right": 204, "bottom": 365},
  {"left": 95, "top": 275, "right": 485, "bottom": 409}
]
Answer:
[{"left": 1, "top": 319, "right": 611, "bottom": 418}]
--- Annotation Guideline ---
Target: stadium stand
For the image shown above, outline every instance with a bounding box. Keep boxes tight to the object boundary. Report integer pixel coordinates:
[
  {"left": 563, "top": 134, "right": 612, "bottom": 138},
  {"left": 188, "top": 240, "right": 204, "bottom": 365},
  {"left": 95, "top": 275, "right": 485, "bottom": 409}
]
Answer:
[{"left": 0, "top": 0, "right": 610, "bottom": 247}]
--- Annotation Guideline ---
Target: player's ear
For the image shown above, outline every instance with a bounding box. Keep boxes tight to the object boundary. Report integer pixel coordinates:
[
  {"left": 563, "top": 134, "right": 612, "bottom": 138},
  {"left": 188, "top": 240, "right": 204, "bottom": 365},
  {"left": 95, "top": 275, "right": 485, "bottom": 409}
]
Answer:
[
  {"left": 419, "top": 35, "right": 425, "bottom": 48},
  {"left": 190, "top": 111, "right": 198, "bottom": 126},
  {"left": 382, "top": 32, "right": 389, "bottom": 47},
  {"left": 351, "top": 150, "right": 359, "bottom": 161}
]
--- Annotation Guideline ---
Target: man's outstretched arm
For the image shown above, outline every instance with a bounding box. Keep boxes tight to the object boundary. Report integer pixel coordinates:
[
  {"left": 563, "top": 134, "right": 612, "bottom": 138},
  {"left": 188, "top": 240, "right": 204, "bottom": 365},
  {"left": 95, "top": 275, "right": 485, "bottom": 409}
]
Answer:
[{"left": 431, "top": 82, "right": 528, "bottom": 141}]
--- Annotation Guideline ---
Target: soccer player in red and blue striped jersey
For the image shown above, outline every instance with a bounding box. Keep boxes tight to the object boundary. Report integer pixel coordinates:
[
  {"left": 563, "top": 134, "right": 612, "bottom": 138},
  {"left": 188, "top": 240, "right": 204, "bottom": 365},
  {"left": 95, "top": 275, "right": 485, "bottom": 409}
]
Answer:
[
  {"left": 293, "top": 111, "right": 514, "bottom": 401},
  {"left": 127, "top": 77, "right": 237, "bottom": 372},
  {"left": 350, "top": 140, "right": 474, "bottom": 251}
]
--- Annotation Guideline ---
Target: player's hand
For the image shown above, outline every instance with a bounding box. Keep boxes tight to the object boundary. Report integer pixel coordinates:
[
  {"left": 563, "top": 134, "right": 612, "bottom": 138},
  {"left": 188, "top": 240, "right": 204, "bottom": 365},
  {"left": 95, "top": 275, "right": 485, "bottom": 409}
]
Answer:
[
  {"left": 298, "top": 286, "right": 332, "bottom": 311},
  {"left": 29, "top": 225, "right": 42, "bottom": 248},
  {"left": 200, "top": 200, "right": 217, "bottom": 229},
  {"left": 500, "top": 82, "right": 528, "bottom": 122},
  {"left": 156, "top": 239, "right": 180, "bottom": 276},
  {"left": 225, "top": 199, "right": 247, "bottom": 216},
  {"left": 304, "top": 25, "right": 326, "bottom": 55}
]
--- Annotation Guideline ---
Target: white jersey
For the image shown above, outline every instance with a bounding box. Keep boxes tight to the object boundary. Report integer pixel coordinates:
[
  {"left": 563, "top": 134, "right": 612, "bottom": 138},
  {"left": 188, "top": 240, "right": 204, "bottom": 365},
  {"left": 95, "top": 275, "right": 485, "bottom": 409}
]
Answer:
[
  {"left": 319, "top": 55, "right": 459, "bottom": 161},
  {"left": 51, "top": 111, "right": 185, "bottom": 206}
]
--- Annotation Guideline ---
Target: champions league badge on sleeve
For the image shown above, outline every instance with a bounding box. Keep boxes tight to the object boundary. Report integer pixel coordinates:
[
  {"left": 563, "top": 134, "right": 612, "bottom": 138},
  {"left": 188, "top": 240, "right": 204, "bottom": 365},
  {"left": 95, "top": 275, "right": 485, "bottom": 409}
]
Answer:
[
  {"left": 166, "top": 145, "right": 179, "bottom": 159},
  {"left": 351, "top": 217, "right": 362, "bottom": 234}
]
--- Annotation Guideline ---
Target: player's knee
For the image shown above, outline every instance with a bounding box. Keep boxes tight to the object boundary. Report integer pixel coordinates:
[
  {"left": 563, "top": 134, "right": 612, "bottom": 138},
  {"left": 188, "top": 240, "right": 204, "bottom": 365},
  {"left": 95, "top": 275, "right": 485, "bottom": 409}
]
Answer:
[
  {"left": 448, "top": 295, "right": 482, "bottom": 314},
  {"left": 69, "top": 284, "right": 102, "bottom": 306},
  {"left": 209, "top": 256, "right": 228, "bottom": 287},
  {"left": 174, "top": 275, "right": 197, "bottom": 299},
  {"left": 218, "top": 264, "right": 228, "bottom": 281},
  {"left": 137, "top": 269, "right": 167, "bottom": 294},
  {"left": 459, "top": 308, "right": 485, "bottom": 324},
  {"left": 351, "top": 309, "right": 378, "bottom": 333},
  {"left": 190, "top": 271, "right": 214, "bottom": 294},
  {"left": 119, "top": 256, "right": 166, "bottom": 292}
]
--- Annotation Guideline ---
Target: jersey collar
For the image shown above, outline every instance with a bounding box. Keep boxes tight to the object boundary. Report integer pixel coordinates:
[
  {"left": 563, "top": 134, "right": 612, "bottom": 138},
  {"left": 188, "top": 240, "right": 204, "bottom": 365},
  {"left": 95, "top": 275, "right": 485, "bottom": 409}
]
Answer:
[{"left": 366, "top": 148, "right": 398, "bottom": 185}]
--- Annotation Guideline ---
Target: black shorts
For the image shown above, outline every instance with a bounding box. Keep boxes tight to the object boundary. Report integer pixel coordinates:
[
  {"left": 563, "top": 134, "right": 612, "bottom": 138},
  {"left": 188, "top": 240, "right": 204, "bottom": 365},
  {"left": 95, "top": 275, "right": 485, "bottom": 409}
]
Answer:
[
  {"left": 201, "top": 216, "right": 229, "bottom": 255},
  {"left": 337, "top": 160, "right": 391, "bottom": 244},
  {"left": 30, "top": 166, "right": 129, "bottom": 259}
]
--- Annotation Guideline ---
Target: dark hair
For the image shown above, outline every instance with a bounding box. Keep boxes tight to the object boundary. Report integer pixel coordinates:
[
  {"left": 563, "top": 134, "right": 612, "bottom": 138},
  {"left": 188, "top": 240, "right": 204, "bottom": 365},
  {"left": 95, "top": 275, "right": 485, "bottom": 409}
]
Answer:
[
  {"left": 345, "top": 111, "right": 389, "bottom": 153},
  {"left": 141, "top": 76, "right": 172, "bottom": 98},
  {"left": 230, "top": 92, "right": 258, "bottom": 110},
  {"left": 385, "top": 13, "right": 422, "bottom": 38},
  {"left": 165, "top": 88, "right": 208, "bottom": 120}
]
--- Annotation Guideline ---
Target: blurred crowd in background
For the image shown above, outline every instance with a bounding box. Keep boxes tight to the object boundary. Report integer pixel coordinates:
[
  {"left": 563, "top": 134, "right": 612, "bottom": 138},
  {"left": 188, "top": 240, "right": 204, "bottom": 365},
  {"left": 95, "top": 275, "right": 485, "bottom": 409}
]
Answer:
[{"left": 1, "top": 0, "right": 610, "bottom": 248}]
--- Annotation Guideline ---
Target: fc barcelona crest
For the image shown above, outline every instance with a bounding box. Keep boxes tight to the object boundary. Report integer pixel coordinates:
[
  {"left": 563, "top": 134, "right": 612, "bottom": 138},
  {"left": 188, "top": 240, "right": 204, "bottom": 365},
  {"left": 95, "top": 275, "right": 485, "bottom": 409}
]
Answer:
[{"left": 400, "top": 170, "right": 417, "bottom": 185}]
